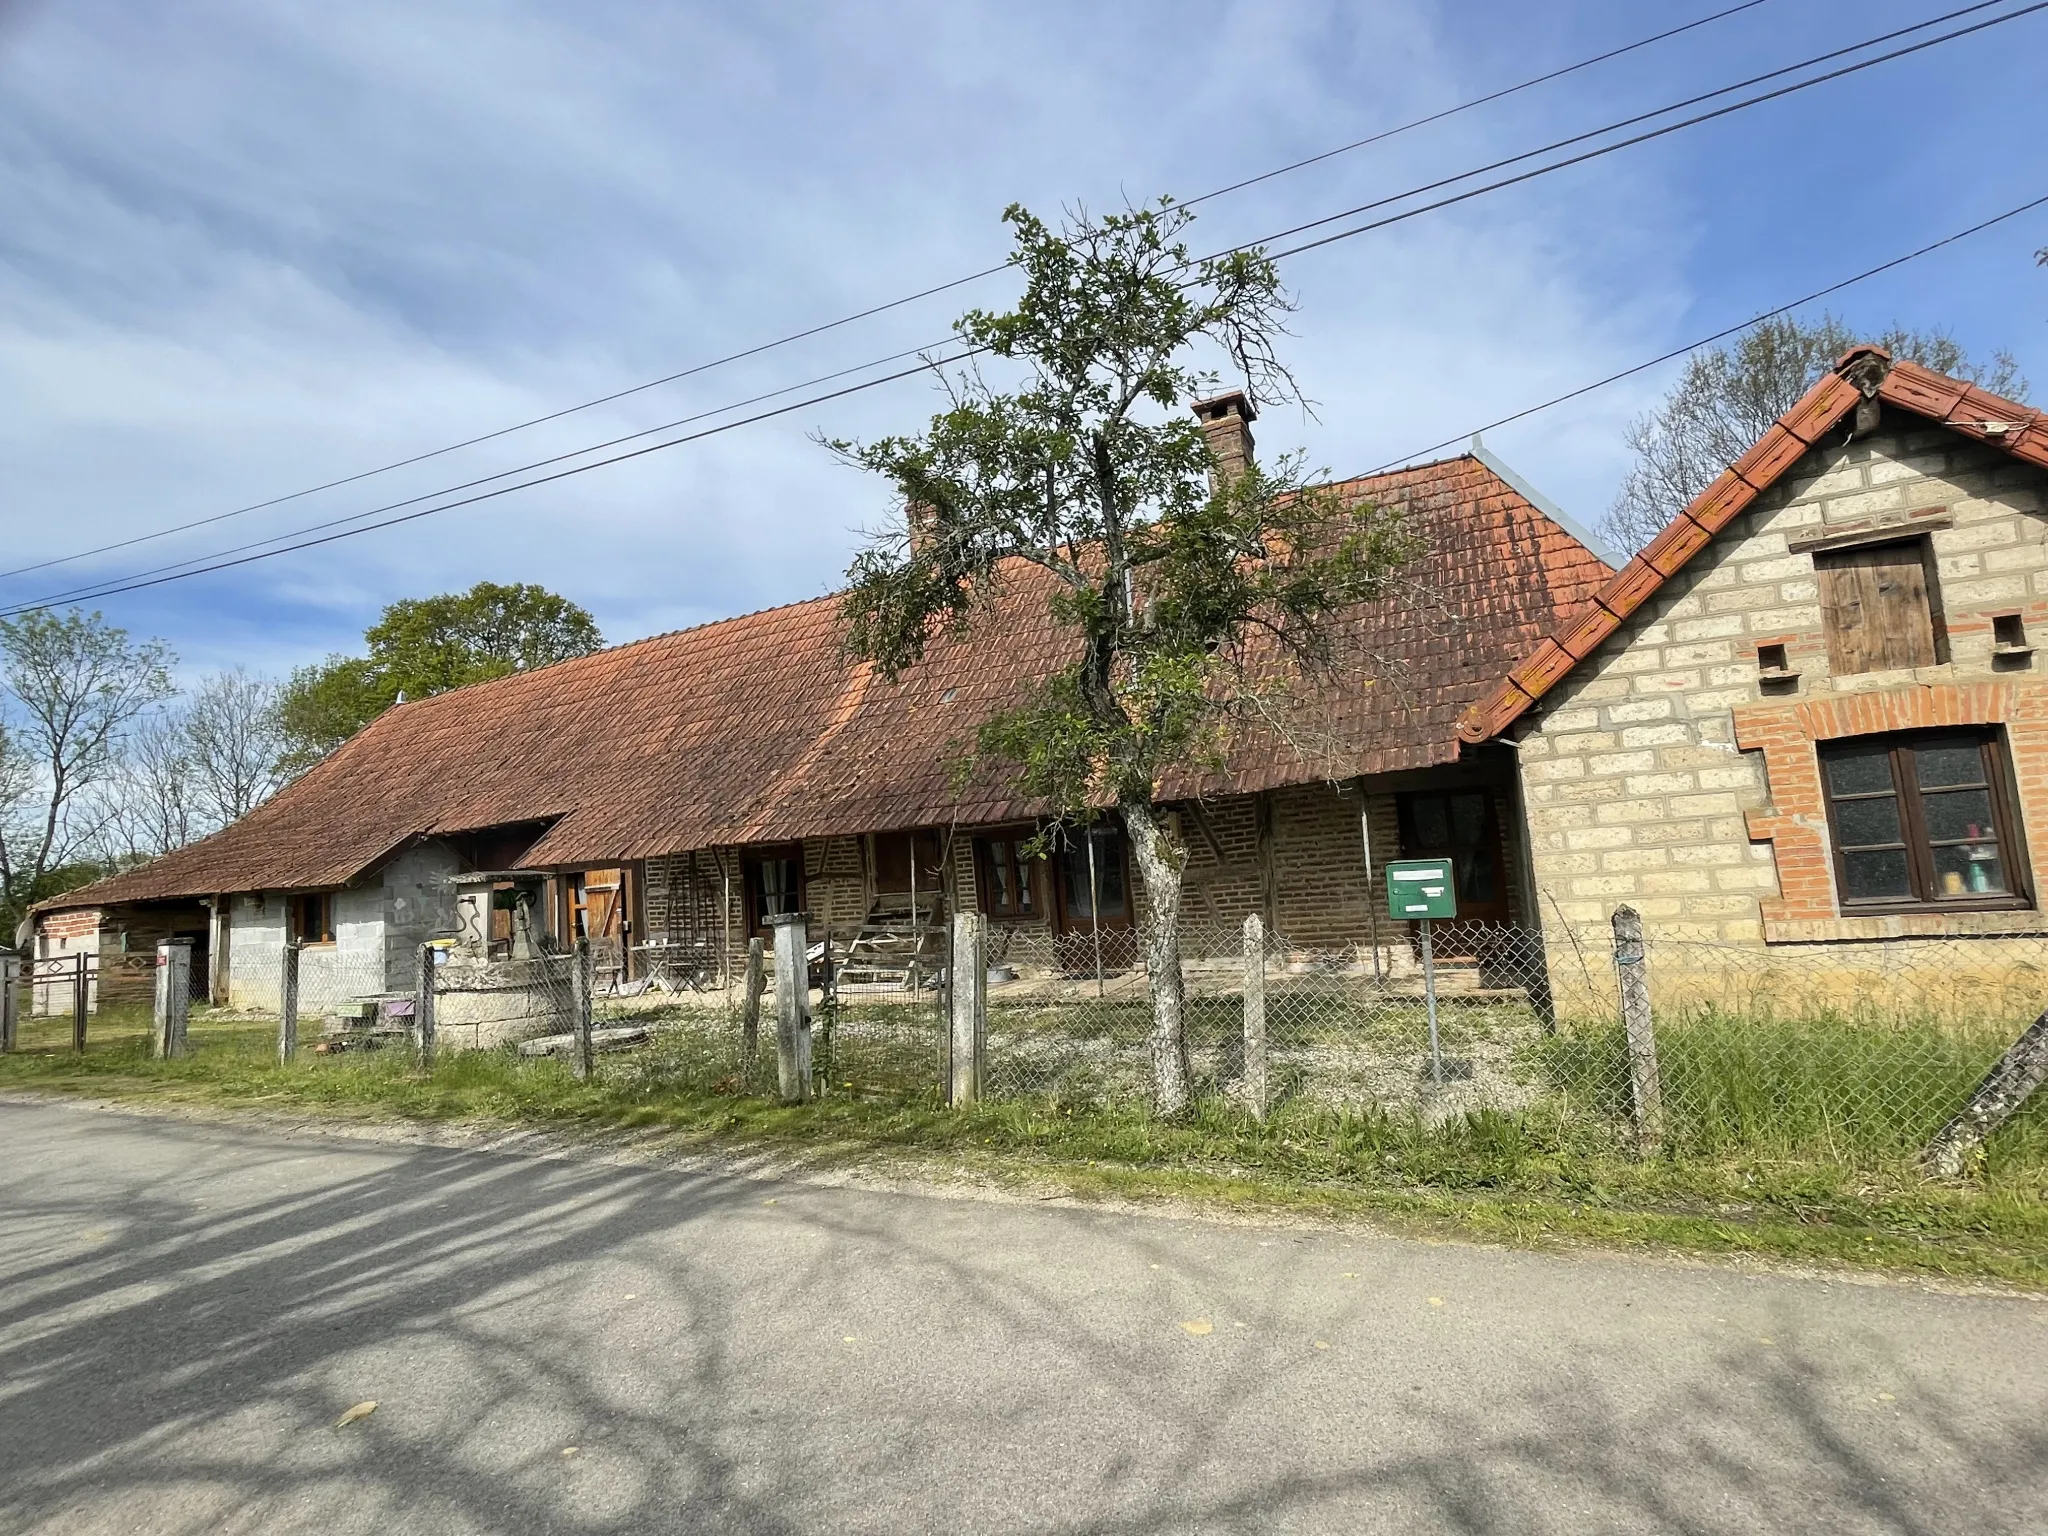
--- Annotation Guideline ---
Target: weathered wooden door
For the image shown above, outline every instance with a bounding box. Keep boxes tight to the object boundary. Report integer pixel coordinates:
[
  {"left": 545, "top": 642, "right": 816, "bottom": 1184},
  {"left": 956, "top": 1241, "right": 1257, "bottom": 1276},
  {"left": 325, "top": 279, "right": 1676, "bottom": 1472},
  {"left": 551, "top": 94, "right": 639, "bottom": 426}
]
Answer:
[
  {"left": 1396, "top": 789, "right": 1511, "bottom": 957},
  {"left": 1816, "top": 540, "right": 1938, "bottom": 675},
  {"left": 568, "top": 869, "right": 624, "bottom": 943}
]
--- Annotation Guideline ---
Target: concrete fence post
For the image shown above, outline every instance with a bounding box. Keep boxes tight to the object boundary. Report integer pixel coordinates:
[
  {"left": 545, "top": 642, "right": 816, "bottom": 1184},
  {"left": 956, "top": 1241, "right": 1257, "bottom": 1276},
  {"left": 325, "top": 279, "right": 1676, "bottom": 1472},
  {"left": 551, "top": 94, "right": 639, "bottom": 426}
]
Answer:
[
  {"left": 278, "top": 940, "right": 302, "bottom": 1063},
  {"left": 949, "top": 911, "right": 986, "bottom": 1106},
  {"left": 1611, "top": 905, "right": 1663, "bottom": 1156},
  {"left": 153, "top": 940, "right": 191, "bottom": 1060},
  {"left": 569, "top": 939, "right": 595, "bottom": 1081},
  {"left": 740, "top": 936, "right": 766, "bottom": 1087},
  {"left": 0, "top": 951, "right": 18, "bottom": 1053},
  {"left": 414, "top": 942, "right": 437, "bottom": 1068},
  {"left": 769, "top": 912, "right": 811, "bottom": 1103},
  {"left": 1242, "top": 914, "right": 1268, "bottom": 1122}
]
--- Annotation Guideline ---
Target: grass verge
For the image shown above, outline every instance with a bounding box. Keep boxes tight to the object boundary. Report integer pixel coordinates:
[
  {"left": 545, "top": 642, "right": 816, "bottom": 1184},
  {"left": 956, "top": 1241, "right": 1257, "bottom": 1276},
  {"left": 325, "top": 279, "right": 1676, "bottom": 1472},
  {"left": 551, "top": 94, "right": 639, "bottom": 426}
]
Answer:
[{"left": 5, "top": 1006, "right": 2045, "bottom": 1289}]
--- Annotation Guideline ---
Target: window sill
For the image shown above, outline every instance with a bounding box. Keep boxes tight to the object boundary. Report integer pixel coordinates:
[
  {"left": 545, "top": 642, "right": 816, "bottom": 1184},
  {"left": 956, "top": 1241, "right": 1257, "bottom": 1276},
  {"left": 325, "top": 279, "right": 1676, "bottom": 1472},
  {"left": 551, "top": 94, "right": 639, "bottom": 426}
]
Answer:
[{"left": 1763, "top": 909, "right": 2046, "bottom": 943}]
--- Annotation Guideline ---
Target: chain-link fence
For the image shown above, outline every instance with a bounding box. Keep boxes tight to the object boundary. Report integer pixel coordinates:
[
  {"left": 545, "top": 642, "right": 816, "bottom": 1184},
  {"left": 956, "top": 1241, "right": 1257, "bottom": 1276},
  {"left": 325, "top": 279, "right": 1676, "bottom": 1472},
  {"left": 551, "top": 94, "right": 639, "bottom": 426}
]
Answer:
[
  {"left": 202, "top": 911, "right": 2047, "bottom": 1176},
  {"left": 970, "top": 918, "right": 2048, "bottom": 1173},
  {"left": 412, "top": 920, "right": 947, "bottom": 1100}
]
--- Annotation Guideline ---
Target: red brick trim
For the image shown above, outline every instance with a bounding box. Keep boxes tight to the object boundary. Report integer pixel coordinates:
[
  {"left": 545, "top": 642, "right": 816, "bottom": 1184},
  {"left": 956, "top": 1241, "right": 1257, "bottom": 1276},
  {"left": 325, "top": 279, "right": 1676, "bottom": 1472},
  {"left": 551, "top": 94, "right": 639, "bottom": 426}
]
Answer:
[{"left": 1733, "top": 682, "right": 2048, "bottom": 931}]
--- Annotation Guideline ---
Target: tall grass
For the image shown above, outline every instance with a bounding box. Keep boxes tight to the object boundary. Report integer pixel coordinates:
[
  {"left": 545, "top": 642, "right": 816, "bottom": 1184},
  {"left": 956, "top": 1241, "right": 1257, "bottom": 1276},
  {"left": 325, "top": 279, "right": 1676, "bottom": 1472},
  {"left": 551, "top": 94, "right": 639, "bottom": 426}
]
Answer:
[{"left": 1536, "top": 1005, "right": 2048, "bottom": 1175}]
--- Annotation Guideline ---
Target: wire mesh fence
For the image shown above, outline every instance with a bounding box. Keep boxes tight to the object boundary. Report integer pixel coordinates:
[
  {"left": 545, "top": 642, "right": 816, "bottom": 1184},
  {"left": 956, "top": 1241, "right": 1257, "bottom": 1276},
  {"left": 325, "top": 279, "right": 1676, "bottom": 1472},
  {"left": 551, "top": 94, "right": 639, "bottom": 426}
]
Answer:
[
  {"left": 39, "top": 907, "right": 2022, "bottom": 1178},
  {"left": 971, "top": 918, "right": 2048, "bottom": 1173}
]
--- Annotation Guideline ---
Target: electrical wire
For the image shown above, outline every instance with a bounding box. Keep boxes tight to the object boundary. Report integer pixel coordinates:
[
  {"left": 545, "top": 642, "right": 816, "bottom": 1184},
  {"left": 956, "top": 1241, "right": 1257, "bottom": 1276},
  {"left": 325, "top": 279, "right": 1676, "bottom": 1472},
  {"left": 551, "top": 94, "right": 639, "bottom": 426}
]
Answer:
[
  {"left": 7, "top": 2, "right": 2042, "bottom": 615},
  {"left": 1347, "top": 190, "right": 2048, "bottom": 482},
  {"left": 16, "top": 186, "right": 2044, "bottom": 621},
  {"left": 1237, "top": 0, "right": 2032, "bottom": 262},
  {"left": 0, "top": 0, "right": 1779, "bottom": 583}
]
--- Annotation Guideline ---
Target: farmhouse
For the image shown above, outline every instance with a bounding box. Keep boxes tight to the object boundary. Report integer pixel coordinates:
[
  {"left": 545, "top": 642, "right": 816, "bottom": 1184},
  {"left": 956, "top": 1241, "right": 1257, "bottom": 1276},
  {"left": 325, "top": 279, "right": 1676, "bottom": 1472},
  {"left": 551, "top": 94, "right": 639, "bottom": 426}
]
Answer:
[
  {"left": 28, "top": 395, "right": 1610, "bottom": 1016},
  {"left": 1468, "top": 346, "right": 2048, "bottom": 948}
]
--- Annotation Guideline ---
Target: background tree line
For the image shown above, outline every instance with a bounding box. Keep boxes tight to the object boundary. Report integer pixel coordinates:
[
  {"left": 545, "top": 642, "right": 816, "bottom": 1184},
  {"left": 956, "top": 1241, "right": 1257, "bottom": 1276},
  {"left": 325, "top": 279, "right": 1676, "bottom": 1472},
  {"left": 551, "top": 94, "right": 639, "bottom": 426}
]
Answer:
[{"left": 0, "top": 581, "right": 599, "bottom": 936}]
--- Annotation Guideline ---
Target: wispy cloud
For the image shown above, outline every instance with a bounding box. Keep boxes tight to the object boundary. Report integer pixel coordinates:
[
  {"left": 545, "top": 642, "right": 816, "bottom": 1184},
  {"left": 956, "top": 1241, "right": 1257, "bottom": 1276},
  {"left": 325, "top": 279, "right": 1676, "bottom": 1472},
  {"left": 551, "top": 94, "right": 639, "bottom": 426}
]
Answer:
[{"left": 2, "top": 0, "right": 2042, "bottom": 679}]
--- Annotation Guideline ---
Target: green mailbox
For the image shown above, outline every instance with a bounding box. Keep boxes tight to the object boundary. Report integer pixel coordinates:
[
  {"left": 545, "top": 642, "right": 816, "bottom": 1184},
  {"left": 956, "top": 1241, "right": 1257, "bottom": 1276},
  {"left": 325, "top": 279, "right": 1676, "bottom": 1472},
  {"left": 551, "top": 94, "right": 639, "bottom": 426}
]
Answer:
[{"left": 1386, "top": 858, "right": 1457, "bottom": 921}]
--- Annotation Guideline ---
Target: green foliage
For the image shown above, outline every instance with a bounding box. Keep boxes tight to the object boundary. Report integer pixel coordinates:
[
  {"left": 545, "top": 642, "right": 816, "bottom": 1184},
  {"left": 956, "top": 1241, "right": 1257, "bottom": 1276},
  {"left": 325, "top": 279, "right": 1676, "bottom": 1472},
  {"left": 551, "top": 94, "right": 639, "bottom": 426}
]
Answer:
[
  {"left": 278, "top": 581, "right": 601, "bottom": 771},
  {"left": 835, "top": 199, "right": 1417, "bottom": 818}
]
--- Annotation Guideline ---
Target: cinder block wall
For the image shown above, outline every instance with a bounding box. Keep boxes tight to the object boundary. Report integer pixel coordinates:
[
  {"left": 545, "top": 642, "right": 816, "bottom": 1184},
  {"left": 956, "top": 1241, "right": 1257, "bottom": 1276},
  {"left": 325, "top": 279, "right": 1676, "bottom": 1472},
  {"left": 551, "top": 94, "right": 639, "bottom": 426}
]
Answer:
[{"left": 1517, "top": 410, "right": 2048, "bottom": 942}]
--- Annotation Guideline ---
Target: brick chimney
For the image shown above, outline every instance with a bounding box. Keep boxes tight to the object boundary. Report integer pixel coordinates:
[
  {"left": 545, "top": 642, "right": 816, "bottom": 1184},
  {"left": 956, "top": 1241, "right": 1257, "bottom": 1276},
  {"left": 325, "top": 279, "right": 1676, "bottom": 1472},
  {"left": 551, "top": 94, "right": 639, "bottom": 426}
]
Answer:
[
  {"left": 906, "top": 499, "right": 939, "bottom": 556},
  {"left": 1192, "top": 391, "right": 1257, "bottom": 490}
]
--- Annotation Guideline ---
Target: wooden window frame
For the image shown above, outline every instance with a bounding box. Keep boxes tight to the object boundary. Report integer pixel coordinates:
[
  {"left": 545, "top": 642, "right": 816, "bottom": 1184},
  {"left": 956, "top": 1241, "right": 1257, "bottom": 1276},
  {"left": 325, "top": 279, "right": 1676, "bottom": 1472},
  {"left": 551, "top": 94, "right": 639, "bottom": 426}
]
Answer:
[
  {"left": 289, "top": 891, "right": 336, "bottom": 946},
  {"left": 973, "top": 830, "right": 1043, "bottom": 923},
  {"left": 1814, "top": 536, "right": 1947, "bottom": 676},
  {"left": 742, "top": 845, "right": 806, "bottom": 935},
  {"left": 1819, "top": 729, "right": 2032, "bottom": 915}
]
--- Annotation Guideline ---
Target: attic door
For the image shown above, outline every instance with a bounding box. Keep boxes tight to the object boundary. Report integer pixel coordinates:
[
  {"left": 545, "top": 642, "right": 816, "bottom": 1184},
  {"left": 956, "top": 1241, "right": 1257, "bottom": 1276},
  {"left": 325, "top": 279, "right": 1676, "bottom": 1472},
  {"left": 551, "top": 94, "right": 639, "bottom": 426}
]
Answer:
[{"left": 1816, "top": 540, "right": 1940, "bottom": 675}]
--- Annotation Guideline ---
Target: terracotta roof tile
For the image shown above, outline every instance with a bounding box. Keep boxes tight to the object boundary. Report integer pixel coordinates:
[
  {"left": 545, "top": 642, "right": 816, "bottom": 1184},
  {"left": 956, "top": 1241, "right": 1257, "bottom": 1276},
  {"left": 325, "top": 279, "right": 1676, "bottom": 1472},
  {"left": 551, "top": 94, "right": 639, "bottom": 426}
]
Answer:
[
  {"left": 50, "top": 456, "right": 1609, "bottom": 910},
  {"left": 1458, "top": 350, "right": 2048, "bottom": 743}
]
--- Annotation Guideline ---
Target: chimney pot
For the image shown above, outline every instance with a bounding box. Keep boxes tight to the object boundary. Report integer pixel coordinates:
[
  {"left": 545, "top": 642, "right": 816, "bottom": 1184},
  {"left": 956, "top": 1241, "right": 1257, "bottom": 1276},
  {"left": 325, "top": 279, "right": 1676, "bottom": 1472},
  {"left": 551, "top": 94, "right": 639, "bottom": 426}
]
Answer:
[{"left": 1192, "top": 391, "right": 1257, "bottom": 490}]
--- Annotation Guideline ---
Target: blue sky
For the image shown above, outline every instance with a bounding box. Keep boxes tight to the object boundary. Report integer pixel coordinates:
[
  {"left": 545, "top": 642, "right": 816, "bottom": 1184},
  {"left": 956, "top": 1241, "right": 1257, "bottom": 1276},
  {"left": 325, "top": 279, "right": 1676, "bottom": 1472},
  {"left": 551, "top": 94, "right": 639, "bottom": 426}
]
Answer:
[{"left": 2, "top": 0, "right": 2044, "bottom": 683}]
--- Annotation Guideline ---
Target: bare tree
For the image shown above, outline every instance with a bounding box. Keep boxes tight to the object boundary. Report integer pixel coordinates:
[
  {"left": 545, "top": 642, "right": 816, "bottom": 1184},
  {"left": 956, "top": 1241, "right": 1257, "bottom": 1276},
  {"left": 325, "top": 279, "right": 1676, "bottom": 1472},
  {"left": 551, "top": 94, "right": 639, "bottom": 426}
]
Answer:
[
  {"left": 1602, "top": 315, "right": 2028, "bottom": 554},
  {"left": 102, "top": 707, "right": 196, "bottom": 860},
  {"left": 184, "top": 669, "right": 285, "bottom": 825},
  {"left": 0, "top": 609, "right": 174, "bottom": 923}
]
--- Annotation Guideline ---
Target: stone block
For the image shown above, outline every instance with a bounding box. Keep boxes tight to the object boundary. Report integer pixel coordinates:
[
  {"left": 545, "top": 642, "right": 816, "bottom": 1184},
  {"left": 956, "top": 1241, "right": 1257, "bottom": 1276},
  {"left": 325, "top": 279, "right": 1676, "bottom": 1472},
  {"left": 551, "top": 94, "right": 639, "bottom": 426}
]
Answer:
[
  {"left": 1593, "top": 798, "right": 1669, "bottom": 825},
  {"left": 1623, "top": 771, "right": 1697, "bottom": 795},
  {"left": 1584, "top": 750, "right": 1657, "bottom": 777},
  {"left": 1600, "top": 847, "right": 1671, "bottom": 872},
  {"left": 1619, "top": 724, "right": 1692, "bottom": 748},
  {"left": 1604, "top": 697, "right": 1675, "bottom": 724},
  {"left": 1671, "top": 615, "right": 1746, "bottom": 642},
  {"left": 1632, "top": 670, "right": 1703, "bottom": 694},
  {"left": 1562, "top": 825, "right": 1634, "bottom": 851}
]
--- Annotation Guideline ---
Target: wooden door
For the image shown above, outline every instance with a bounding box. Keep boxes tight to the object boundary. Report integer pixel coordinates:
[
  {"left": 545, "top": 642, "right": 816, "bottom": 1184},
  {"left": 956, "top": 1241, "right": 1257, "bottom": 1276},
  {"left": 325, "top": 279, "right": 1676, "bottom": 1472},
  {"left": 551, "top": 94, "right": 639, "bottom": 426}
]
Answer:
[
  {"left": 568, "top": 869, "right": 624, "bottom": 943},
  {"left": 1396, "top": 790, "right": 1511, "bottom": 955},
  {"left": 1053, "top": 825, "right": 1132, "bottom": 934},
  {"left": 1817, "top": 540, "right": 1938, "bottom": 675},
  {"left": 871, "top": 831, "right": 943, "bottom": 892}
]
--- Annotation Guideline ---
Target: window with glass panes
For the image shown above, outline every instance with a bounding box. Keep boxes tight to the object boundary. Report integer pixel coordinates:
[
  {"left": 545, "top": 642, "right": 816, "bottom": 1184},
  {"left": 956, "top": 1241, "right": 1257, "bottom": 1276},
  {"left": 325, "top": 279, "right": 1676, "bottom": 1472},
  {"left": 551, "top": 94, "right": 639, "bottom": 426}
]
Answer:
[
  {"left": 974, "top": 834, "right": 1040, "bottom": 921},
  {"left": 1820, "top": 731, "right": 2028, "bottom": 911}
]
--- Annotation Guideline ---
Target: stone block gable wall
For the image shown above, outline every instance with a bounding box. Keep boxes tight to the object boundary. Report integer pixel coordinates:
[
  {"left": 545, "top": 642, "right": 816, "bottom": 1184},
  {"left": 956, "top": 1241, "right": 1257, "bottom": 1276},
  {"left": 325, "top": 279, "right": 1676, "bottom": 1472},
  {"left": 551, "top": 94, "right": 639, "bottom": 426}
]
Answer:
[{"left": 1516, "top": 410, "right": 2048, "bottom": 941}]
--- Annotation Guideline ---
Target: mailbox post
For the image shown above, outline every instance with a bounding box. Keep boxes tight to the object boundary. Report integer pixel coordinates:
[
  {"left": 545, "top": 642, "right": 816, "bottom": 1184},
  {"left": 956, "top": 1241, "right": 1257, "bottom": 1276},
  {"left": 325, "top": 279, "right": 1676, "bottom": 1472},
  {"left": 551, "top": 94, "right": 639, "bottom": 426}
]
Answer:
[{"left": 1386, "top": 858, "right": 1457, "bottom": 1084}]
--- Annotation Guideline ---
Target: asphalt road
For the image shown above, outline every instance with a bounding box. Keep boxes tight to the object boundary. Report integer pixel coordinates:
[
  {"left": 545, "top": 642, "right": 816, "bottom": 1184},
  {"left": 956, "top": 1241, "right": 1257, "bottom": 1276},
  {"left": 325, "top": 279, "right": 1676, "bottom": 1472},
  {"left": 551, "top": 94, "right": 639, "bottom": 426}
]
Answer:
[{"left": 1, "top": 1097, "right": 2043, "bottom": 1535}]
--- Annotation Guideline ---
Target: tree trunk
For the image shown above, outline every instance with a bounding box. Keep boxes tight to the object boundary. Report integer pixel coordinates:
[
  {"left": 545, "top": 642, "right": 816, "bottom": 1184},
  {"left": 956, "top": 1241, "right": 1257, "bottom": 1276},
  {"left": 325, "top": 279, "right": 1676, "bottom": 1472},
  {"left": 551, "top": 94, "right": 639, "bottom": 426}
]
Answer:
[
  {"left": 1923, "top": 1008, "right": 2048, "bottom": 1179},
  {"left": 1122, "top": 801, "right": 1193, "bottom": 1118}
]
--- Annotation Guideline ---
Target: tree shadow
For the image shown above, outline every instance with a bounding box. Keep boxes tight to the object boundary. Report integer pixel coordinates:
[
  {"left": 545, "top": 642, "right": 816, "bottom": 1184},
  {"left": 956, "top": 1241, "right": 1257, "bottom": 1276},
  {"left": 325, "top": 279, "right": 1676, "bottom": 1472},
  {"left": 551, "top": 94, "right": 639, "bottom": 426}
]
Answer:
[{"left": 1, "top": 1103, "right": 2041, "bottom": 1533}]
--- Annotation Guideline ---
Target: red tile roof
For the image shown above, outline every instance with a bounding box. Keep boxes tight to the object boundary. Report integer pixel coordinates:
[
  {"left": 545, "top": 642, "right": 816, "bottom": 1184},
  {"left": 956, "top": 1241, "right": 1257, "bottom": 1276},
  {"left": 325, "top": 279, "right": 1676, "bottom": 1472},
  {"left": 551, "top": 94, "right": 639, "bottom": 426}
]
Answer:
[
  {"left": 46, "top": 455, "right": 1609, "bottom": 911},
  {"left": 1457, "top": 349, "right": 2048, "bottom": 744}
]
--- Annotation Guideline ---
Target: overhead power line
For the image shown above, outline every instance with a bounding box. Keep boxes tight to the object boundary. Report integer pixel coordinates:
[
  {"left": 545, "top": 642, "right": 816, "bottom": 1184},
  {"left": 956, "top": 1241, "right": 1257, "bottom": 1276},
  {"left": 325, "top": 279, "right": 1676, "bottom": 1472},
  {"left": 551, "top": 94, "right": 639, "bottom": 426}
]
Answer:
[
  {"left": 1253, "top": 0, "right": 2037, "bottom": 262},
  {"left": 5, "top": 1, "right": 2041, "bottom": 616},
  {"left": 13, "top": 186, "right": 2044, "bottom": 621},
  {"left": 0, "top": 0, "right": 1776, "bottom": 584},
  {"left": 1352, "top": 190, "right": 2048, "bottom": 481}
]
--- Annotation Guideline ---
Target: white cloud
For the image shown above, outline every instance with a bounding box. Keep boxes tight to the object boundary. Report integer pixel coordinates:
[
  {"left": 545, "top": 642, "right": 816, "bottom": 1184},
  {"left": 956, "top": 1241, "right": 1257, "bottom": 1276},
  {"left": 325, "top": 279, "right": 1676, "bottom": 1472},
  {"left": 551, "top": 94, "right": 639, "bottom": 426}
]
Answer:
[{"left": 2, "top": 0, "right": 2040, "bottom": 685}]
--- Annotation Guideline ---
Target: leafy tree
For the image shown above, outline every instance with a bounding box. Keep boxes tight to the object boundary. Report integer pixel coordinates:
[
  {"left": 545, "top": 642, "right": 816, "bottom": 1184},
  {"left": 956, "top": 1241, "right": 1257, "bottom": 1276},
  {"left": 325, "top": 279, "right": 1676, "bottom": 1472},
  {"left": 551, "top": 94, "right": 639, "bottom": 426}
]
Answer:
[
  {"left": 279, "top": 582, "right": 601, "bottom": 772},
  {"left": 833, "top": 201, "right": 1417, "bottom": 1116},
  {"left": 1602, "top": 315, "right": 2028, "bottom": 554},
  {"left": 0, "top": 609, "right": 174, "bottom": 930}
]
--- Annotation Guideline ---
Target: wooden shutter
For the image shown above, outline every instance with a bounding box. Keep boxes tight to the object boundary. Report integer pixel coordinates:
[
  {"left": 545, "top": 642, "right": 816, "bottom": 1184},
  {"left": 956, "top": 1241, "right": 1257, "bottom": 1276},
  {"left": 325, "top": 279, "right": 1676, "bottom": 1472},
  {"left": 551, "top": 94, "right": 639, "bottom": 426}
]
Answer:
[{"left": 1816, "top": 540, "right": 1937, "bottom": 675}]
